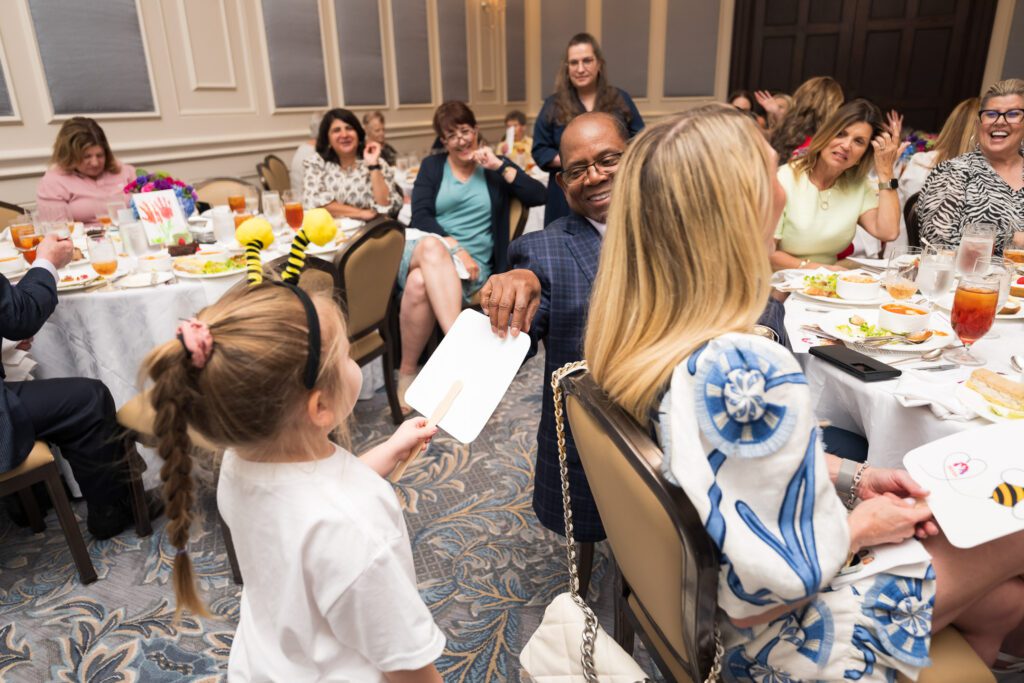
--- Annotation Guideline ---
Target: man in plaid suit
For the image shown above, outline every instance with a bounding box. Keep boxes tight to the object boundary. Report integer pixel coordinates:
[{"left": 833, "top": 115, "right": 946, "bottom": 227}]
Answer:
[{"left": 482, "top": 112, "right": 793, "bottom": 546}]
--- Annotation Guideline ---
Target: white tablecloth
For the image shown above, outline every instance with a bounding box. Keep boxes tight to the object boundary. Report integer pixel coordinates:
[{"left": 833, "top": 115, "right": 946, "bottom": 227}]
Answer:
[{"left": 783, "top": 291, "right": 1024, "bottom": 469}]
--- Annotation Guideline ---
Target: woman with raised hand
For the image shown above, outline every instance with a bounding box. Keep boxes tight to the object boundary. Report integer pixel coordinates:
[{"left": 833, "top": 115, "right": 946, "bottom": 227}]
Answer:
[
  {"left": 583, "top": 103, "right": 1024, "bottom": 681},
  {"left": 532, "top": 32, "right": 643, "bottom": 225}
]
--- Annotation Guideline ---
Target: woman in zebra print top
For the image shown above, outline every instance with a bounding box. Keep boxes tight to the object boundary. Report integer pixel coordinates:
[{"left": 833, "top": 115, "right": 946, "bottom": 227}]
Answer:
[{"left": 917, "top": 79, "right": 1024, "bottom": 254}]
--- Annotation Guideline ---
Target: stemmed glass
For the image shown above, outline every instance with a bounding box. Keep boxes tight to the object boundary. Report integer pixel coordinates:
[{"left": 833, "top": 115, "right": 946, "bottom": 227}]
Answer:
[
  {"left": 282, "top": 190, "right": 303, "bottom": 231},
  {"left": 88, "top": 234, "right": 118, "bottom": 277},
  {"left": 10, "top": 221, "right": 41, "bottom": 265},
  {"left": 944, "top": 272, "right": 999, "bottom": 366},
  {"left": 882, "top": 246, "right": 920, "bottom": 300},
  {"left": 975, "top": 256, "right": 1013, "bottom": 338}
]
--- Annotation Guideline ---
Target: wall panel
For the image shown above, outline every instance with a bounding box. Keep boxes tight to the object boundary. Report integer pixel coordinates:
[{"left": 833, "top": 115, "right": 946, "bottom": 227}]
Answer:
[
  {"left": 601, "top": 0, "right": 650, "bottom": 98},
  {"left": 391, "top": 0, "right": 433, "bottom": 104},
  {"left": 438, "top": 0, "right": 469, "bottom": 101},
  {"left": 540, "top": 0, "right": 587, "bottom": 97},
  {"left": 181, "top": 0, "right": 236, "bottom": 89},
  {"left": 0, "top": 51, "right": 12, "bottom": 117},
  {"left": 260, "top": 0, "right": 327, "bottom": 108},
  {"left": 505, "top": 0, "right": 526, "bottom": 101},
  {"left": 335, "top": 0, "right": 387, "bottom": 105},
  {"left": 27, "top": 0, "right": 154, "bottom": 114},
  {"left": 1002, "top": 0, "right": 1024, "bottom": 79},
  {"left": 663, "top": 0, "right": 721, "bottom": 97}
]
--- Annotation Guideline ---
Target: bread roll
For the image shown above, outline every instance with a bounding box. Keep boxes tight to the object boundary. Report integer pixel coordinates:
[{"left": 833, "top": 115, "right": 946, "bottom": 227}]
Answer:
[{"left": 966, "top": 369, "right": 1024, "bottom": 412}]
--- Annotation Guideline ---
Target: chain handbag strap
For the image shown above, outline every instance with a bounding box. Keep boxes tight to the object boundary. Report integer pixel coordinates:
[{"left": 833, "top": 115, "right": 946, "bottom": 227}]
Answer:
[{"left": 549, "top": 360, "right": 724, "bottom": 683}]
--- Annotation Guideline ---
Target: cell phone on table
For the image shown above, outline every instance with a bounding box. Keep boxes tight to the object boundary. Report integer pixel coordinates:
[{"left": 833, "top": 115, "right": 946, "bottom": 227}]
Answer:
[{"left": 809, "top": 345, "right": 902, "bottom": 382}]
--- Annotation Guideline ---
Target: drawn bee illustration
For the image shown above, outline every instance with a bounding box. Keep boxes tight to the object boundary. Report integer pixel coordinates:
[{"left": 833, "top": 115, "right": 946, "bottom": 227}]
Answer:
[{"left": 990, "top": 469, "right": 1024, "bottom": 519}]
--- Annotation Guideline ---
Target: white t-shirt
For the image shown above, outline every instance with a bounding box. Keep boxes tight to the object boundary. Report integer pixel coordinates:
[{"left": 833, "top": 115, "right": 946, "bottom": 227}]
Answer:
[
  {"left": 218, "top": 445, "right": 445, "bottom": 682},
  {"left": 290, "top": 142, "right": 317, "bottom": 203}
]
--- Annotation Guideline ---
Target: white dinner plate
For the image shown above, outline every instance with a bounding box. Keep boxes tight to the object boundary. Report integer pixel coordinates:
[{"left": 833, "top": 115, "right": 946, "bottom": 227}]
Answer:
[
  {"left": 173, "top": 266, "right": 245, "bottom": 279},
  {"left": 795, "top": 290, "right": 892, "bottom": 306},
  {"left": 118, "top": 271, "right": 174, "bottom": 288},
  {"left": 56, "top": 272, "right": 101, "bottom": 291},
  {"left": 818, "top": 309, "right": 956, "bottom": 352},
  {"left": 955, "top": 385, "right": 1024, "bottom": 423},
  {"left": 1, "top": 267, "right": 28, "bottom": 281},
  {"left": 934, "top": 293, "right": 1024, "bottom": 320}
]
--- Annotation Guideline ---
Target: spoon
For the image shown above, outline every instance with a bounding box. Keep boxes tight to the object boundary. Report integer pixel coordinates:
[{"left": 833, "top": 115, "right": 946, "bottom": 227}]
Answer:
[
  {"left": 1011, "top": 354, "right": 1024, "bottom": 374},
  {"left": 889, "top": 348, "right": 944, "bottom": 365}
]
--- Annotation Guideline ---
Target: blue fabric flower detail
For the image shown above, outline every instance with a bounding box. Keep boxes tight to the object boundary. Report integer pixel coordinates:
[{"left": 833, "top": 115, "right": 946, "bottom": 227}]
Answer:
[
  {"left": 693, "top": 336, "right": 806, "bottom": 458},
  {"left": 861, "top": 574, "right": 933, "bottom": 668}
]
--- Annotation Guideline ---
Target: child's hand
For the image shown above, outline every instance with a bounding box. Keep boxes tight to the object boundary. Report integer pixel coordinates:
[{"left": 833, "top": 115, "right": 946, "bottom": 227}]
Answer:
[{"left": 390, "top": 418, "right": 438, "bottom": 459}]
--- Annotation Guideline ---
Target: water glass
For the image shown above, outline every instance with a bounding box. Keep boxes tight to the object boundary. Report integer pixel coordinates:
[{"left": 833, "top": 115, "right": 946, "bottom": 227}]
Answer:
[
  {"left": 916, "top": 245, "right": 955, "bottom": 301},
  {"left": 956, "top": 223, "right": 996, "bottom": 276},
  {"left": 262, "top": 191, "right": 284, "bottom": 228}
]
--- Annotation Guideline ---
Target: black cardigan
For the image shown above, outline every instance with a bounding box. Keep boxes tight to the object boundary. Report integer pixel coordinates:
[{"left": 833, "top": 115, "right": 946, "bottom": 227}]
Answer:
[{"left": 410, "top": 153, "right": 546, "bottom": 274}]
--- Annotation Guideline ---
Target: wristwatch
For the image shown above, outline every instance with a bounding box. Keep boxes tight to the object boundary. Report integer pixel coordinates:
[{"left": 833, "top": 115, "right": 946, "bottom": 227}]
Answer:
[
  {"left": 367, "top": 163, "right": 382, "bottom": 171},
  {"left": 877, "top": 178, "right": 898, "bottom": 191}
]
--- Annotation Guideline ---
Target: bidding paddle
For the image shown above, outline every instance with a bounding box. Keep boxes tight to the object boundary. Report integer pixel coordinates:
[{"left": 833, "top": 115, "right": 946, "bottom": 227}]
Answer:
[{"left": 388, "top": 380, "right": 463, "bottom": 482}]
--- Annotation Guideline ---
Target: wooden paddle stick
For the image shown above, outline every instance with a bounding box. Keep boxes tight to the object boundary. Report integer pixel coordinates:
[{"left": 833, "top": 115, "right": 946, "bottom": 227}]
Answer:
[{"left": 388, "top": 380, "right": 463, "bottom": 482}]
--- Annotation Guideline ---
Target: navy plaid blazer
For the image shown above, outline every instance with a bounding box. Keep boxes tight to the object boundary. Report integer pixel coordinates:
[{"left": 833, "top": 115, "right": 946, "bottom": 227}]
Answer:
[
  {"left": 510, "top": 214, "right": 791, "bottom": 542},
  {"left": 509, "top": 212, "right": 606, "bottom": 541}
]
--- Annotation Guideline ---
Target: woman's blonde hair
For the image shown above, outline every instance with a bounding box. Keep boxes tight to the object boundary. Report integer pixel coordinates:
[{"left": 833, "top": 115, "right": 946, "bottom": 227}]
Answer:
[
  {"left": 50, "top": 116, "right": 120, "bottom": 174},
  {"left": 931, "top": 97, "right": 980, "bottom": 167},
  {"left": 584, "top": 104, "right": 773, "bottom": 421},
  {"left": 770, "top": 76, "right": 844, "bottom": 160},
  {"left": 791, "top": 98, "right": 882, "bottom": 188},
  {"left": 980, "top": 78, "right": 1024, "bottom": 109},
  {"left": 141, "top": 283, "right": 351, "bottom": 618}
]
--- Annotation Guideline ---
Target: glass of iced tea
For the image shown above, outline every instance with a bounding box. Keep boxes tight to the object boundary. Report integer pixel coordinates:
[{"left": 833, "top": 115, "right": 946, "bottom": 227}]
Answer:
[
  {"left": 883, "top": 245, "right": 920, "bottom": 300},
  {"left": 10, "top": 223, "right": 42, "bottom": 265},
  {"left": 944, "top": 273, "right": 999, "bottom": 366},
  {"left": 282, "top": 190, "right": 303, "bottom": 231},
  {"left": 233, "top": 212, "right": 253, "bottom": 229},
  {"left": 87, "top": 234, "right": 118, "bottom": 277},
  {"left": 227, "top": 194, "right": 246, "bottom": 214}
]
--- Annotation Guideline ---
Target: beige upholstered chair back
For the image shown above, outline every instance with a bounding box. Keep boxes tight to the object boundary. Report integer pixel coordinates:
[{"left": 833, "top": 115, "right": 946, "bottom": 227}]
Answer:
[
  {"left": 257, "top": 155, "right": 291, "bottom": 193},
  {"left": 337, "top": 218, "right": 405, "bottom": 339},
  {"left": 564, "top": 373, "right": 719, "bottom": 683},
  {"left": 0, "top": 200, "right": 27, "bottom": 231},
  {"left": 195, "top": 177, "right": 260, "bottom": 211},
  {"left": 508, "top": 197, "right": 527, "bottom": 243}
]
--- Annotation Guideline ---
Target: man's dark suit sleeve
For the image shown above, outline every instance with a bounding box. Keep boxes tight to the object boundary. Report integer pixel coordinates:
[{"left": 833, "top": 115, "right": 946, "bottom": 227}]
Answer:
[
  {"left": 508, "top": 236, "right": 550, "bottom": 361},
  {"left": 0, "top": 269, "right": 57, "bottom": 340}
]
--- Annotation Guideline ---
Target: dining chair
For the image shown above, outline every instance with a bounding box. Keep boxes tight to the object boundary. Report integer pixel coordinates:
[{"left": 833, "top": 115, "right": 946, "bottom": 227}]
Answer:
[
  {"left": 904, "top": 192, "right": 922, "bottom": 249},
  {"left": 117, "top": 393, "right": 242, "bottom": 585},
  {"left": 0, "top": 442, "right": 98, "bottom": 584},
  {"left": 463, "top": 197, "right": 528, "bottom": 310},
  {"left": 564, "top": 372, "right": 719, "bottom": 682},
  {"left": 0, "top": 199, "right": 27, "bottom": 232},
  {"left": 256, "top": 154, "right": 291, "bottom": 194},
  {"left": 335, "top": 217, "right": 406, "bottom": 425},
  {"left": 565, "top": 373, "right": 993, "bottom": 683},
  {"left": 194, "top": 177, "right": 261, "bottom": 213}
]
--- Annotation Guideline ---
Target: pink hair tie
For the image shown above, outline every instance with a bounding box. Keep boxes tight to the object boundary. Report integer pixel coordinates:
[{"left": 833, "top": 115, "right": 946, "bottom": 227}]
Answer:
[{"left": 176, "top": 319, "right": 214, "bottom": 369}]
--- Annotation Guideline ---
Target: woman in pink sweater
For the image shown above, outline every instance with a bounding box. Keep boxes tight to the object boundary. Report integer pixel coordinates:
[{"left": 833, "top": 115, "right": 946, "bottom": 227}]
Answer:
[{"left": 36, "top": 117, "right": 135, "bottom": 223}]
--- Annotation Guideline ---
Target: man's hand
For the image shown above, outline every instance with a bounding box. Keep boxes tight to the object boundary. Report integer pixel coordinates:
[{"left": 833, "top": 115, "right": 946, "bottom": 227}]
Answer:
[
  {"left": 480, "top": 269, "right": 541, "bottom": 338},
  {"left": 36, "top": 234, "right": 73, "bottom": 270}
]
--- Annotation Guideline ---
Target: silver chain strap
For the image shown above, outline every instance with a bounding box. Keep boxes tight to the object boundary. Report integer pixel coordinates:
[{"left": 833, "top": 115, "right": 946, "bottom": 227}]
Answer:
[{"left": 550, "top": 361, "right": 723, "bottom": 683}]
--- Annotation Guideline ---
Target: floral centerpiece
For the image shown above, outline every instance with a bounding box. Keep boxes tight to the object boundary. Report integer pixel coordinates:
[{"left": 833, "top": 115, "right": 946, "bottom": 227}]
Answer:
[
  {"left": 123, "top": 170, "right": 198, "bottom": 219},
  {"left": 897, "top": 130, "right": 938, "bottom": 165}
]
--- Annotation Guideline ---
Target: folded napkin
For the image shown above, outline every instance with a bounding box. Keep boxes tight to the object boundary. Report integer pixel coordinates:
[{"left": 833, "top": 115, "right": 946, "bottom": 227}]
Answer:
[
  {"left": 893, "top": 371, "right": 972, "bottom": 420},
  {"left": 2, "top": 339, "right": 37, "bottom": 381}
]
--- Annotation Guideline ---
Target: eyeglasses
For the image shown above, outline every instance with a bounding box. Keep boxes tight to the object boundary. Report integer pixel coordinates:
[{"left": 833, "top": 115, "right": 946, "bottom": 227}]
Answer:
[
  {"left": 979, "top": 109, "right": 1024, "bottom": 124},
  {"left": 568, "top": 56, "right": 596, "bottom": 69},
  {"left": 442, "top": 127, "right": 476, "bottom": 144},
  {"left": 560, "top": 152, "right": 622, "bottom": 184}
]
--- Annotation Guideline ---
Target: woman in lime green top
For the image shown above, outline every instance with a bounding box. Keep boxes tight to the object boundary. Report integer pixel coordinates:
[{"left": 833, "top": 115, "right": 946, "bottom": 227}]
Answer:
[{"left": 772, "top": 99, "right": 906, "bottom": 270}]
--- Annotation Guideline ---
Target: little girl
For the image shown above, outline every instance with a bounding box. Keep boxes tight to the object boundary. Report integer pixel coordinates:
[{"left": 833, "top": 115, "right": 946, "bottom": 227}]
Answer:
[{"left": 143, "top": 282, "right": 445, "bottom": 682}]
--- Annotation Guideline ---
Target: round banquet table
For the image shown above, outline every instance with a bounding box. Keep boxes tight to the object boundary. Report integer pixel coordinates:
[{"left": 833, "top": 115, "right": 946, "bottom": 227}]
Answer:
[{"left": 783, "top": 286, "right": 1024, "bottom": 470}]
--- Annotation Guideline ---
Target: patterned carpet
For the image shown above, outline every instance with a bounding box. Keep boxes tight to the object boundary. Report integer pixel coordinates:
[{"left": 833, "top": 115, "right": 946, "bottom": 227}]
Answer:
[{"left": 0, "top": 353, "right": 657, "bottom": 682}]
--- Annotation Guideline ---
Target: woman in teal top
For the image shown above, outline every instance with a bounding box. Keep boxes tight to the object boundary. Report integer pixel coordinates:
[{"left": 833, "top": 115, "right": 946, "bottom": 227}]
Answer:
[
  {"left": 772, "top": 99, "right": 904, "bottom": 270},
  {"left": 400, "top": 101, "right": 546, "bottom": 412}
]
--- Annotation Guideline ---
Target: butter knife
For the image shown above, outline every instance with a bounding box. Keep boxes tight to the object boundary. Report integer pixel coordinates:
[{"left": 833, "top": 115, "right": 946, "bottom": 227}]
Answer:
[{"left": 918, "top": 364, "right": 958, "bottom": 372}]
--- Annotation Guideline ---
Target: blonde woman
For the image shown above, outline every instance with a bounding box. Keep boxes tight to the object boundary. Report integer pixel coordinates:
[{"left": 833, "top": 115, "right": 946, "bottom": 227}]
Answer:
[
  {"left": 583, "top": 103, "right": 1024, "bottom": 680},
  {"left": 772, "top": 99, "right": 905, "bottom": 269}
]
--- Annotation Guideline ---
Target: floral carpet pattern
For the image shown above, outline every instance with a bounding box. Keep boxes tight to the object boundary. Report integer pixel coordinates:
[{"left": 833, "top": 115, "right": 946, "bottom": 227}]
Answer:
[{"left": 0, "top": 354, "right": 647, "bottom": 682}]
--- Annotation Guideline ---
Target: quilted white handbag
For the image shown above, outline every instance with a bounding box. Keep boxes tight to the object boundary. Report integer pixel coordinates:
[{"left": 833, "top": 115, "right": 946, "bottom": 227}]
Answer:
[{"left": 519, "top": 361, "right": 721, "bottom": 683}]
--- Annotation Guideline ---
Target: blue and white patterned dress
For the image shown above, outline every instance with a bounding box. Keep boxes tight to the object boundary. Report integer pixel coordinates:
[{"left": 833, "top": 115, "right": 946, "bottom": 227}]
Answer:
[{"left": 657, "top": 333, "right": 935, "bottom": 682}]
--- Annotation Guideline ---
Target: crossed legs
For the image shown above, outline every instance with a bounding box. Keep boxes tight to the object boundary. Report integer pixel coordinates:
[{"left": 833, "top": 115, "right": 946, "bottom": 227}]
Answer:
[
  {"left": 926, "top": 529, "right": 1024, "bottom": 665},
  {"left": 399, "top": 238, "right": 463, "bottom": 378}
]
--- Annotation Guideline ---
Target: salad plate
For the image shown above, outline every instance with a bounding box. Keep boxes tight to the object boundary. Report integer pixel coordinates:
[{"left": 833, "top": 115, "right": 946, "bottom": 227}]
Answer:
[
  {"left": 794, "top": 270, "right": 891, "bottom": 306},
  {"left": 817, "top": 309, "right": 954, "bottom": 352}
]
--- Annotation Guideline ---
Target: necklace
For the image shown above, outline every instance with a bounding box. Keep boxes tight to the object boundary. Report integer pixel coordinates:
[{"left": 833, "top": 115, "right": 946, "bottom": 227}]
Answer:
[{"left": 819, "top": 189, "right": 832, "bottom": 211}]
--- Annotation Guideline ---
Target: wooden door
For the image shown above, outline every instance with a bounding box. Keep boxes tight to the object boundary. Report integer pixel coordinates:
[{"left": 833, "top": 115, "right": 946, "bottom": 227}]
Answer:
[{"left": 730, "top": 0, "right": 997, "bottom": 131}]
